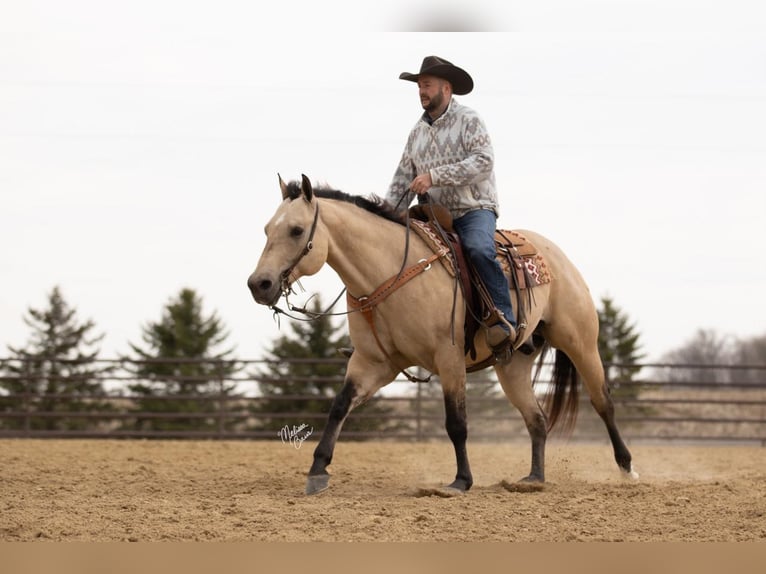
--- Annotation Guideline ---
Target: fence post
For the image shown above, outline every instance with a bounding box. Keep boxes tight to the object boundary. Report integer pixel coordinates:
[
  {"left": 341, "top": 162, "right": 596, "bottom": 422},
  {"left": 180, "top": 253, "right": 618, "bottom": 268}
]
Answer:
[
  {"left": 217, "top": 361, "right": 226, "bottom": 439},
  {"left": 23, "top": 359, "right": 32, "bottom": 437}
]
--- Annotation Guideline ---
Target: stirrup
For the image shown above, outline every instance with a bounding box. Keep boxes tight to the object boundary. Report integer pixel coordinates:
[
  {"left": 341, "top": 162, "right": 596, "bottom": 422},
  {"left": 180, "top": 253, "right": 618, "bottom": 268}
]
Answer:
[
  {"left": 486, "top": 323, "right": 515, "bottom": 348},
  {"left": 485, "top": 309, "right": 517, "bottom": 348}
]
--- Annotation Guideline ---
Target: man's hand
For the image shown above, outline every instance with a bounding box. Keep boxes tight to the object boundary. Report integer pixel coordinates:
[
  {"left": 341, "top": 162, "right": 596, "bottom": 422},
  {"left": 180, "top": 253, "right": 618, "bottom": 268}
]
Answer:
[{"left": 410, "top": 173, "right": 433, "bottom": 195}]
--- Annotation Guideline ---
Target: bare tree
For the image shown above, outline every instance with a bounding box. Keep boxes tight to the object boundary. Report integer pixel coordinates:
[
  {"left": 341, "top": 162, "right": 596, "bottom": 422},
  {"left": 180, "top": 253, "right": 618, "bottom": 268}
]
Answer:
[{"left": 659, "top": 329, "right": 737, "bottom": 384}]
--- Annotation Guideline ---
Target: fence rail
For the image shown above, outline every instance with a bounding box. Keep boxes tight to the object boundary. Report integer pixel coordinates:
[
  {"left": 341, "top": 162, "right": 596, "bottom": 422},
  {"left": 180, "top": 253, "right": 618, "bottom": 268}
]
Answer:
[{"left": 0, "top": 357, "right": 764, "bottom": 444}]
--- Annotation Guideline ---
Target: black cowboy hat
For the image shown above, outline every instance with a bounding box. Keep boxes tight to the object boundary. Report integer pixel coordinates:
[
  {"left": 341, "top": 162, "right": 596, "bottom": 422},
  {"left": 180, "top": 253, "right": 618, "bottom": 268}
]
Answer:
[{"left": 399, "top": 55, "right": 474, "bottom": 95}]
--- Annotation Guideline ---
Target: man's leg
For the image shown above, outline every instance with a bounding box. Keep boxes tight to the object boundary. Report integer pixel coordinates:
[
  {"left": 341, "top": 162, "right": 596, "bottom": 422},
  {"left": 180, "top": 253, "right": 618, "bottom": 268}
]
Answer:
[{"left": 453, "top": 209, "right": 516, "bottom": 347}]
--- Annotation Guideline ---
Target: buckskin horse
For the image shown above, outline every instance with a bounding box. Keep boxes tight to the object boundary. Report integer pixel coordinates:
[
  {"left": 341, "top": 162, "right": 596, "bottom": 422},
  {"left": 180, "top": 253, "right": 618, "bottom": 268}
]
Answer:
[{"left": 247, "top": 175, "right": 638, "bottom": 495}]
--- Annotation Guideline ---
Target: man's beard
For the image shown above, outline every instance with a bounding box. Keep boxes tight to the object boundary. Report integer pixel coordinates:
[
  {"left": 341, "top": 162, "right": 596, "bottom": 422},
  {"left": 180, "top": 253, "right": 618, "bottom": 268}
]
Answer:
[{"left": 422, "top": 90, "right": 445, "bottom": 114}]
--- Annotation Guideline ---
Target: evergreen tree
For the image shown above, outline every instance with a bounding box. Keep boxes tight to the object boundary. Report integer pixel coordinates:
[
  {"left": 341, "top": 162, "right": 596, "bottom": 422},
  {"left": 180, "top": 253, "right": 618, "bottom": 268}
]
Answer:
[
  {"left": 253, "top": 296, "right": 396, "bottom": 436},
  {"left": 597, "top": 295, "right": 645, "bottom": 396},
  {"left": 123, "top": 288, "right": 242, "bottom": 433},
  {"left": 0, "top": 286, "right": 113, "bottom": 431}
]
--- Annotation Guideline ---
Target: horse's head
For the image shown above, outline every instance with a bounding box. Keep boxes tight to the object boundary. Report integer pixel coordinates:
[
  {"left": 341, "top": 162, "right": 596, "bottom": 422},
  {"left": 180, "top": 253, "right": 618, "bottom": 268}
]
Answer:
[{"left": 247, "top": 174, "right": 329, "bottom": 306}]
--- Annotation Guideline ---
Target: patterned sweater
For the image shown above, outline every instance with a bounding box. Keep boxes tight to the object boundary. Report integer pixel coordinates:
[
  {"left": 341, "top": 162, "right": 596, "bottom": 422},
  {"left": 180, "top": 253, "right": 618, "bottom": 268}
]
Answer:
[{"left": 386, "top": 98, "right": 498, "bottom": 219}]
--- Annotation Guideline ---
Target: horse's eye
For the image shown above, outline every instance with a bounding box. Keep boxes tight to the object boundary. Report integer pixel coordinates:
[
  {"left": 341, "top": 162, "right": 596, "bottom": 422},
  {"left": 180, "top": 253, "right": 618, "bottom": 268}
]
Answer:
[{"left": 290, "top": 226, "right": 304, "bottom": 238}]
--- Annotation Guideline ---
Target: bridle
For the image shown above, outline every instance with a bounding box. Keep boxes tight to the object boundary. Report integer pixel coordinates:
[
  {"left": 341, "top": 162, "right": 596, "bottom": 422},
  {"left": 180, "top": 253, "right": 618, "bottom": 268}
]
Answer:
[{"left": 277, "top": 201, "right": 321, "bottom": 298}]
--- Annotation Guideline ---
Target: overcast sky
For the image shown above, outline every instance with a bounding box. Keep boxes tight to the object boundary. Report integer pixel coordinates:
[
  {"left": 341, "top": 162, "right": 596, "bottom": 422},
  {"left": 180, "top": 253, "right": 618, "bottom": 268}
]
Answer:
[{"left": 2, "top": 1, "right": 765, "bottom": 363}]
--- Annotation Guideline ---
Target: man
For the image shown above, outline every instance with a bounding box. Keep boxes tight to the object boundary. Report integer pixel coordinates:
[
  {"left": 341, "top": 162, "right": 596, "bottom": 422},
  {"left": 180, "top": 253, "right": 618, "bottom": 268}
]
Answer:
[{"left": 386, "top": 55, "right": 517, "bottom": 351}]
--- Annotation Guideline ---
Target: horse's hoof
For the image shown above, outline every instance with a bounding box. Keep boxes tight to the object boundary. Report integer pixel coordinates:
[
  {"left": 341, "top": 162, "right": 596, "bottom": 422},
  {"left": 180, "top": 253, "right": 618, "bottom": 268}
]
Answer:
[
  {"left": 500, "top": 479, "right": 545, "bottom": 493},
  {"left": 519, "top": 474, "right": 545, "bottom": 483},
  {"left": 447, "top": 478, "right": 471, "bottom": 492},
  {"left": 414, "top": 485, "right": 464, "bottom": 498},
  {"left": 621, "top": 466, "right": 640, "bottom": 481},
  {"left": 305, "top": 473, "right": 330, "bottom": 495}
]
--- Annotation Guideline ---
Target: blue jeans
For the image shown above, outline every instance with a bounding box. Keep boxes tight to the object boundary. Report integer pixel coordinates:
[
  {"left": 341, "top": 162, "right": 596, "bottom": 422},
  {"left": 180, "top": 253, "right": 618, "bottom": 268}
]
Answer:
[{"left": 453, "top": 209, "right": 516, "bottom": 328}]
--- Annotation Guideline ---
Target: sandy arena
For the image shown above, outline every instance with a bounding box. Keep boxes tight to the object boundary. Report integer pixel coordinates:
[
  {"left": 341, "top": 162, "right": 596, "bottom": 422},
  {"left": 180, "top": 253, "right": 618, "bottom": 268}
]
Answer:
[{"left": 1, "top": 439, "right": 764, "bottom": 542}]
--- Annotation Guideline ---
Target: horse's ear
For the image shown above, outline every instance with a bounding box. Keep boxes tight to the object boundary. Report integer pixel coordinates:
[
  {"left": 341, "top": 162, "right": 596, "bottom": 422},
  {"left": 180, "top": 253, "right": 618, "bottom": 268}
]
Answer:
[
  {"left": 278, "top": 174, "right": 289, "bottom": 200},
  {"left": 300, "top": 174, "right": 314, "bottom": 203}
]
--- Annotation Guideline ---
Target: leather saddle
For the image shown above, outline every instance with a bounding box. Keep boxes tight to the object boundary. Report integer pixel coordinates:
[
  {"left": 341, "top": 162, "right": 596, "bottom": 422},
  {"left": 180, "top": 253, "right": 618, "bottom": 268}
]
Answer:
[{"left": 408, "top": 203, "right": 546, "bottom": 362}]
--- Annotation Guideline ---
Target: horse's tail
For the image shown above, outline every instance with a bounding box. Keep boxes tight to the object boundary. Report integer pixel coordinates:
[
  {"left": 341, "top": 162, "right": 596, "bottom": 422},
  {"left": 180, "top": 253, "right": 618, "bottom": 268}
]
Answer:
[{"left": 532, "top": 342, "right": 580, "bottom": 435}]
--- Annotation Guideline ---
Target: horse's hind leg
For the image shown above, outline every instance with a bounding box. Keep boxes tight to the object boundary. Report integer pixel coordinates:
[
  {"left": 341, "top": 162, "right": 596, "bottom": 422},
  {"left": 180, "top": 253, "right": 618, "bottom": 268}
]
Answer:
[
  {"left": 495, "top": 351, "right": 548, "bottom": 482},
  {"left": 572, "top": 346, "right": 638, "bottom": 478},
  {"left": 547, "top": 323, "right": 638, "bottom": 478}
]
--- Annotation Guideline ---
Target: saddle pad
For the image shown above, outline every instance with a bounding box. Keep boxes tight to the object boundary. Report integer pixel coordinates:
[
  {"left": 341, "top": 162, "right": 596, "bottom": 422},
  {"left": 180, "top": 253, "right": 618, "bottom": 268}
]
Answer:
[
  {"left": 410, "top": 220, "right": 456, "bottom": 276},
  {"left": 411, "top": 221, "right": 551, "bottom": 288},
  {"left": 501, "top": 252, "right": 551, "bottom": 289},
  {"left": 495, "top": 229, "right": 537, "bottom": 258},
  {"left": 495, "top": 230, "right": 551, "bottom": 288}
]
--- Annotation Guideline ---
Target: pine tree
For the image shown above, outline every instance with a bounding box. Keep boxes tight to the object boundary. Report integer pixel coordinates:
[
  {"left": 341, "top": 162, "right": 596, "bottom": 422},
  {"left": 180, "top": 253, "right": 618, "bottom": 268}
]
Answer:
[
  {"left": 123, "top": 288, "right": 242, "bottom": 433},
  {"left": 253, "top": 296, "right": 396, "bottom": 436},
  {"left": 0, "top": 286, "right": 113, "bottom": 431},
  {"left": 597, "top": 295, "right": 645, "bottom": 397}
]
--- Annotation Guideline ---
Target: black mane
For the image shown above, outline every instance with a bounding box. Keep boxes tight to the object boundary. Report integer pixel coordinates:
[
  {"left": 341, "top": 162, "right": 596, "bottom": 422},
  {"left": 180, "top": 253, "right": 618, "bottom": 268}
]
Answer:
[{"left": 282, "top": 180, "right": 406, "bottom": 226}]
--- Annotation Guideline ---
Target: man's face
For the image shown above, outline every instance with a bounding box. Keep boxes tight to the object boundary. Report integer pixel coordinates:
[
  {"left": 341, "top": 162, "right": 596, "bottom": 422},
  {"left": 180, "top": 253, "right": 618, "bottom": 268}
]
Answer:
[{"left": 417, "top": 75, "right": 448, "bottom": 114}]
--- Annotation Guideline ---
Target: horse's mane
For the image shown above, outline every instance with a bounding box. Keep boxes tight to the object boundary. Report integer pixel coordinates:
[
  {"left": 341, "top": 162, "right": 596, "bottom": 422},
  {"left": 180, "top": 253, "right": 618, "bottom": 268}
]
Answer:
[{"left": 282, "top": 180, "right": 406, "bottom": 226}]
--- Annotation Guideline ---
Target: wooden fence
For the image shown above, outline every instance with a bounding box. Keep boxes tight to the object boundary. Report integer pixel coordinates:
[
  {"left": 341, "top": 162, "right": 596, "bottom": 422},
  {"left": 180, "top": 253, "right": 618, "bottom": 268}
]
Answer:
[{"left": 0, "top": 357, "right": 764, "bottom": 444}]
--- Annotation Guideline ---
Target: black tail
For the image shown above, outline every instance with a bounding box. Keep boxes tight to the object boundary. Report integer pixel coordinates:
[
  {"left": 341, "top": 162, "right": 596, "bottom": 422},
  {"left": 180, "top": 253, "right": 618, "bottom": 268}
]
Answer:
[{"left": 533, "top": 343, "right": 580, "bottom": 434}]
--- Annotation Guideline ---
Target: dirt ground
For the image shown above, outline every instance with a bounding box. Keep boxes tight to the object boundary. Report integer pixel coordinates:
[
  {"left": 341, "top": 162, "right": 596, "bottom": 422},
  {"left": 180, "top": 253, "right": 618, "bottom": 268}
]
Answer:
[{"left": 1, "top": 439, "right": 764, "bottom": 542}]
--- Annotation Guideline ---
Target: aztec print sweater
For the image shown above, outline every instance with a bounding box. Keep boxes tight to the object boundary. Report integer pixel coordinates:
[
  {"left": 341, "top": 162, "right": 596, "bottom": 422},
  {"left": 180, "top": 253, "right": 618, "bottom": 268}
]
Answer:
[{"left": 386, "top": 98, "right": 499, "bottom": 220}]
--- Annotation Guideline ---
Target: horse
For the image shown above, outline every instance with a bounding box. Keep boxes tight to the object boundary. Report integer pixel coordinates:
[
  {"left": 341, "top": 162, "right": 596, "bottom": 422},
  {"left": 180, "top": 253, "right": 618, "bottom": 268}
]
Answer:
[{"left": 247, "top": 175, "right": 638, "bottom": 495}]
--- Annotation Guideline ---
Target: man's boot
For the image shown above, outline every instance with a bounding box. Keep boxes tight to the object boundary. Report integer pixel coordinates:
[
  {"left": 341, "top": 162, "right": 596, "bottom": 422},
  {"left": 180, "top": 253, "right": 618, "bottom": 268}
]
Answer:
[{"left": 485, "top": 308, "right": 517, "bottom": 350}]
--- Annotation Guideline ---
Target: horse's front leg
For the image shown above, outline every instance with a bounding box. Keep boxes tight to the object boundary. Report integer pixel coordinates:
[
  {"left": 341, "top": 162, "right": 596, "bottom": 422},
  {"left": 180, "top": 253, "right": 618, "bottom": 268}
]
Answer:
[
  {"left": 441, "top": 370, "right": 473, "bottom": 492},
  {"left": 305, "top": 357, "right": 396, "bottom": 495},
  {"left": 305, "top": 381, "right": 356, "bottom": 495}
]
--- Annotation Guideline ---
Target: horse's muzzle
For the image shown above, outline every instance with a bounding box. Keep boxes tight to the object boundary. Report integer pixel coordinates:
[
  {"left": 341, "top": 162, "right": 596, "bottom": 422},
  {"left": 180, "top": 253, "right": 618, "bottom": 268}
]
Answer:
[{"left": 247, "top": 272, "right": 281, "bottom": 306}]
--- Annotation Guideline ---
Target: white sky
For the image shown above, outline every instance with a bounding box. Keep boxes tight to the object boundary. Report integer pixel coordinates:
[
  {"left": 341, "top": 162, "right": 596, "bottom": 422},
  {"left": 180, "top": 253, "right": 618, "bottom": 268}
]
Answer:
[{"left": 1, "top": 1, "right": 765, "bottom": 362}]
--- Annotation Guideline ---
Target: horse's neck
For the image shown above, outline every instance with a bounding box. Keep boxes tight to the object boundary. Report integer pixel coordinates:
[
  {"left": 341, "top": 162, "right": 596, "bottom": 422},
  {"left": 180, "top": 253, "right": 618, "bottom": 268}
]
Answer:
[{"left": 320, "top": 200, "right": 426, "bottom": 297}]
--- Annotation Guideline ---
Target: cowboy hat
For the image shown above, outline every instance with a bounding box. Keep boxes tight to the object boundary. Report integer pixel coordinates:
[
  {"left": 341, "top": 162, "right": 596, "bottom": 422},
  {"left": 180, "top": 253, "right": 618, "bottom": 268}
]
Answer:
[{"left": 399, "top": 55, "right": 474, "bottom": 95}]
